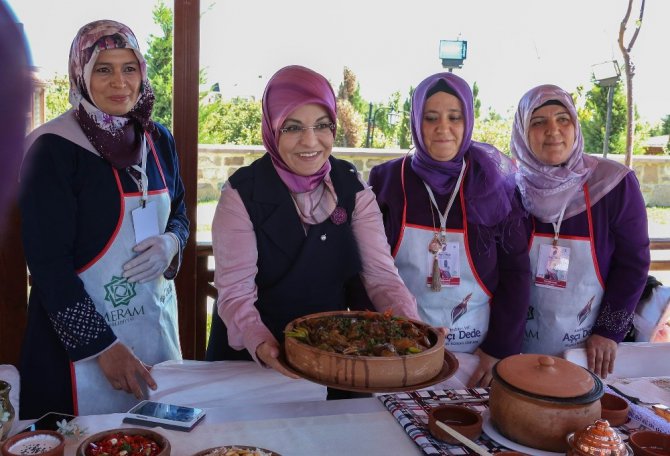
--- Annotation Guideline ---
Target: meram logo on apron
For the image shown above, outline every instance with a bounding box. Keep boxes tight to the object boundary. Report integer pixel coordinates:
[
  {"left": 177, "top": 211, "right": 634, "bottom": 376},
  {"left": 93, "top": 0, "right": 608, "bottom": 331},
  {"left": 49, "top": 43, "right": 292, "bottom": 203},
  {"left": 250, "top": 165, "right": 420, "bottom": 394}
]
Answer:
[
  {"left": 101, "top": 275, "right": 146, "bottom": 327},
  {"left": 104, "top": 275, "right": 137, "bottom": 307}
]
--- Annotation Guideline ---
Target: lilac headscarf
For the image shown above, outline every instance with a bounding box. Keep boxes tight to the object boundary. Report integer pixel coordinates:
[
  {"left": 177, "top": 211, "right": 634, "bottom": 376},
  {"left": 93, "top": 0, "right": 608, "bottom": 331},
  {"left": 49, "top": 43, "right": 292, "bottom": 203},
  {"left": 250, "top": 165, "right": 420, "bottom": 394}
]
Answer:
[
  {"left": 510, "top": 85, "right": 628, "bottom": 223},
  {"left": 69, "top": 20, "right": 155, "bottom": 170},
  {"left": 261, "top": 65, "right": 337, "bottom": 193},
  {"left": 410, "top": 72, "right": 517, "bottom": 227}
]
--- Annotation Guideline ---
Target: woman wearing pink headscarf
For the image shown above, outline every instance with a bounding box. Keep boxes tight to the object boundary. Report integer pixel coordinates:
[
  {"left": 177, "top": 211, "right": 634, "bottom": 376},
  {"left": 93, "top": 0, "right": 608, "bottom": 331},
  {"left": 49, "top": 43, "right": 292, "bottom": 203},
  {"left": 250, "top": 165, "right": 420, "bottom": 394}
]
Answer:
[
  {"left": 511, "top": 84, "right": 650, "bottom": 378},
  {"left": 208, "top": 66, "right": 419, "bottom": 388},
  {"left": 19, "top": 20, "right": 189, "bottom": 418}
]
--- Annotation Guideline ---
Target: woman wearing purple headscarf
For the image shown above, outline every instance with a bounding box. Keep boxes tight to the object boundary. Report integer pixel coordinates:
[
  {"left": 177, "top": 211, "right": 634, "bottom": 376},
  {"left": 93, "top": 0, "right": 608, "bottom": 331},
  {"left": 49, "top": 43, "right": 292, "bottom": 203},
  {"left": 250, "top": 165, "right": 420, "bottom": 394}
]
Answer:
[
  {"left": 511, "top": 84, "right": 649, "bottom": 378},
  {"left": 369, "top": 72, "right": 531, "bottom": 387},
  {"left": 19, "top": 20, "right": 189, "bottom": 418},
  {"left": 208, "top": 66, "right": 420, "bottom": 386}
]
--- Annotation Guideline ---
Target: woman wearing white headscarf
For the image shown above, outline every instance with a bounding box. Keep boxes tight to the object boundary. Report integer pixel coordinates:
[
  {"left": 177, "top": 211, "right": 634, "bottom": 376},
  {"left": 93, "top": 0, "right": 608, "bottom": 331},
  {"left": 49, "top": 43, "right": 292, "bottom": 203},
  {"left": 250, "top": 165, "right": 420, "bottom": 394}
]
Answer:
[
  {"left": 511, "top": 84, "right": 650, "bottom": 378},
  {"left": 19, "top": 20, "right": 189, "bottom": 418}
]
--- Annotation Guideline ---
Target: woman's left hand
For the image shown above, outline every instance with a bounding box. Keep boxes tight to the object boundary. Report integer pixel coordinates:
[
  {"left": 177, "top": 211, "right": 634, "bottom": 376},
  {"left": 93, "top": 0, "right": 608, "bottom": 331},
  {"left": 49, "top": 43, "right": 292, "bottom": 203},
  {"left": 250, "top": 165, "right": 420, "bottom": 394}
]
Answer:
[
  {"left": 466, "top": 348, "right": 498, "bottom": 387},
  {"left": 586, "top": 334, "right": 617, "bottom": 379},
  {"left": 123, "top": 234, "right": 178, "bottom": 283}
]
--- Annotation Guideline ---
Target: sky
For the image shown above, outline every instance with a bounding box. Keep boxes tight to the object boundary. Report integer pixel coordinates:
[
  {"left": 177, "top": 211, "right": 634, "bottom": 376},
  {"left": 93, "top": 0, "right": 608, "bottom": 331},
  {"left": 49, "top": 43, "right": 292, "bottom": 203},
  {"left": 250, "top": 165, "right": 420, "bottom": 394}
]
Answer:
[{"left": 8, "top": 0, "right": 670, "bottom": 124}]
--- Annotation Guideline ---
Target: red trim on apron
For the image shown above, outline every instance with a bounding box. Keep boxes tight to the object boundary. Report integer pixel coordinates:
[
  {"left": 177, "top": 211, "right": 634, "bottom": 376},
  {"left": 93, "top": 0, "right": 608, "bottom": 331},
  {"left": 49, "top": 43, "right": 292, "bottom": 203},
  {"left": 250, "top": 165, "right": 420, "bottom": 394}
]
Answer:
[
  {"left": 584, "top": 185, "right": 604, "bottom": 287},
  {"left": 392, "top": 155, "right": 409, "bottom": 258},
  {"left": 77, "top": 168, "right": 126, "bottom": 274},
  {"left": 70, "top": 361, "right": 78, "bottom": 415}
]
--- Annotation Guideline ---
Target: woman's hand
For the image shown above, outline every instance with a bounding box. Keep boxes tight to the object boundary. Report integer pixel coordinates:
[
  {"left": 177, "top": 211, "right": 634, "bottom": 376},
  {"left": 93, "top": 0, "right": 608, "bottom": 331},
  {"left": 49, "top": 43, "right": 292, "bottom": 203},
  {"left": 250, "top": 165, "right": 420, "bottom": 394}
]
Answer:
[
  {"left": 255, "top": 341, "right": 300, "bottom": 379},
  {"left": 466, "top": 348, "right": 498, "bottom": 387},
  {"left": 97, "top": 343, "right": 157, "bottom": 398},
  {"left": 586, "top": 334, "right": 617, "bottom": 378},
  {"left": 123, "top": 234, "right": 178, "bottom": 283}
]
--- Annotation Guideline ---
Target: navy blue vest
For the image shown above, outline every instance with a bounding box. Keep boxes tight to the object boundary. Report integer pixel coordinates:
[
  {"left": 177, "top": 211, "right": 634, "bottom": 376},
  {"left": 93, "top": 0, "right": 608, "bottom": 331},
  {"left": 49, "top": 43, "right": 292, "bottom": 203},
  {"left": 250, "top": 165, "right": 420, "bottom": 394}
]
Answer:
[{"left": 206, "top": 154, "right": 365, "bottom": 360}]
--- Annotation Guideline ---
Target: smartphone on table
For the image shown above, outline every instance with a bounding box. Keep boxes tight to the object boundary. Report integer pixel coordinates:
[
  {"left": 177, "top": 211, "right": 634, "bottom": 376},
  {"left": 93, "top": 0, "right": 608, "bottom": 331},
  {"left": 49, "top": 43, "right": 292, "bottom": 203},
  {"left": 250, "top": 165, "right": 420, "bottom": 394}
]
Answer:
[
  {"left": 123, "top": 400, "right": 205, "bottom": 432},
  {"left": 19, "top": 412, "right": 76, "bottom": 433}
]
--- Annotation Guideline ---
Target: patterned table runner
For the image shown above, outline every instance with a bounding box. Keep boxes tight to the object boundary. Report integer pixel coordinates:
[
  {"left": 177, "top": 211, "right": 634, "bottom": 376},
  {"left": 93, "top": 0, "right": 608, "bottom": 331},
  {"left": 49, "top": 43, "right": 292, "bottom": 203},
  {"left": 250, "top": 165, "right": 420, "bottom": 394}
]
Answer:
[{"left": 379, "top": 388, "right": 650, "bottom": 455}]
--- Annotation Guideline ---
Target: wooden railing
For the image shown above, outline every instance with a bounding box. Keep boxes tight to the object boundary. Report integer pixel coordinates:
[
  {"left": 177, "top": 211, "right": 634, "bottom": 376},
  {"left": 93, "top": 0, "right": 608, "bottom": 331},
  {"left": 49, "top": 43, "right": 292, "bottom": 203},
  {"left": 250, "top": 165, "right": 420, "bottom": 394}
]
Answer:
[
  {"left": 193, "top": 238, "right": 670, "bottom": 358},
  {"left": 650, "top": 238, "right": 670, "bottom": 271}
]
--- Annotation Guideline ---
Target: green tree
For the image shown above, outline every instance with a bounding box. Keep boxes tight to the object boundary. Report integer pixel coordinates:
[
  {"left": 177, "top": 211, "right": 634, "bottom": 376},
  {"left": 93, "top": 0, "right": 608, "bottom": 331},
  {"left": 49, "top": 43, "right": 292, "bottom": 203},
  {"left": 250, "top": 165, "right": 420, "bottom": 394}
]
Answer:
[
  {"left": 472, "top": 81, "right": 482, "bottom": 120},
  {"left": 580, "top": 83, "right": 627, "bottom": 154},
  {"left": 397, "top": 90, "right": 413, "bottom": 149},
  {"left": 45, "top": 74, "right": 70, "bottom": 121},
  {"left": 336, "top": 67, "right": 365, "bottom": 147},
  {"left": 473, "top": 109, "right": 513, "bottom": 154},
  {"left": 145, "top": 0, "right": 173, "bottom": 128},
  {"left": 198, "top": 97, "right": 262, "bottom": 145}
]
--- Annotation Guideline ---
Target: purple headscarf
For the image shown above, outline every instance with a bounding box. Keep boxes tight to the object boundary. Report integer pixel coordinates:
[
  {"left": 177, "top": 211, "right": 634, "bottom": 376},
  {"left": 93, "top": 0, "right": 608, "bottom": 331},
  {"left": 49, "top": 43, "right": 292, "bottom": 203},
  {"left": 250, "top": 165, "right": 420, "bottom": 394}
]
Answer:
[
  {"left": 410, "top": 72, "right": 517, "bottom": 227},
  {"left": 261, "top": 65, "right": 336, "bottom": 193},
  {"left": 69, "top": 20, "right": 155, "bottom": 170},
  {"left": 510, "top": 85, "right": 628, "bottom": 223}
]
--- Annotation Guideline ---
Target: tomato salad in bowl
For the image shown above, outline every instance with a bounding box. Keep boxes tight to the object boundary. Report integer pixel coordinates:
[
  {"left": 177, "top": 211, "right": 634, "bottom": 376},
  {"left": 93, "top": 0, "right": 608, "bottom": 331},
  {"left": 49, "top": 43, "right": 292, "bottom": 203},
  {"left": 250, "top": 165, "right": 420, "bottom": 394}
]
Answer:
[{"left": 77, "top": 428, "right": 170, "bottom": 456}]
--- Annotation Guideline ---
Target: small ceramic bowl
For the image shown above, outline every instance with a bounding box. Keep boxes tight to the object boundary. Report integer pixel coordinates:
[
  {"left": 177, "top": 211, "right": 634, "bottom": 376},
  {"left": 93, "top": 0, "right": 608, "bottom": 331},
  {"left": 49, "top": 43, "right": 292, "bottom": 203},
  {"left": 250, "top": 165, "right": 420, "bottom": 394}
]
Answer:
[
  {"left": 428, "top": 405, "right": 482, "bottom": 445},
  {"left": 1, "top": 430, "right": 65, "bottom": 456},
  {"left": 628, "top": 430, "right": 670, "bottom": 456},
  {"left": 601, "top": 392, "right": 630, "bottom": 427},
  {"left": 76, "top": 427, "right": 171, "bottom": 456},
  {"left": 566, "top": 419, "right": 632, "bottom": 456}
]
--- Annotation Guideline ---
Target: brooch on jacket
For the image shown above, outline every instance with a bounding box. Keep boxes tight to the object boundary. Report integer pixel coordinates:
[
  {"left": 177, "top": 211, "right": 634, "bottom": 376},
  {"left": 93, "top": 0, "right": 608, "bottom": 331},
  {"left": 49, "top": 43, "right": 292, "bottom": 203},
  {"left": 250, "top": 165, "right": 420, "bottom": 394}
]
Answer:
[{"left": 330, "top": 206, "right": 347, "bottom": 225}]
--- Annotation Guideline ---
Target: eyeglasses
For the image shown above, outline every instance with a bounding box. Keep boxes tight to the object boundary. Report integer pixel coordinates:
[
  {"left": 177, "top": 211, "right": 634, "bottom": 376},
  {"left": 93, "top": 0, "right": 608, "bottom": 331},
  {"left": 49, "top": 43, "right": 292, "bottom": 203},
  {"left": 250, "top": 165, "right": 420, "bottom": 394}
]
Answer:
[{"left": 279, "top": 122, "right": 336, "bottom": 137}]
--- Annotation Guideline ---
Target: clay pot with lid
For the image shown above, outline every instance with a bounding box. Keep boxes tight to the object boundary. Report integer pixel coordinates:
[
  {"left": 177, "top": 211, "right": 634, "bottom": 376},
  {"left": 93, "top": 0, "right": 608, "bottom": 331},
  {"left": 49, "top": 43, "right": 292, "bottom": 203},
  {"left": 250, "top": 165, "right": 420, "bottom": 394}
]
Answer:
[{"left": 489, "top": 354, "right": 604, "bottom": 452}]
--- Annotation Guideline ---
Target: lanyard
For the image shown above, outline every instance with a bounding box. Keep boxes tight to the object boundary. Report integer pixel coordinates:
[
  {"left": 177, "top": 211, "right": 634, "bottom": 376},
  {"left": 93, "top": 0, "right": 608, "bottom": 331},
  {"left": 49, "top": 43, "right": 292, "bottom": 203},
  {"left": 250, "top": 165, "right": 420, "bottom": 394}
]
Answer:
[
  {"left": 129, "top": 136, "right": 149, "bottom": 207},
  {"left": 551, "top": 198, "right": 570, "bottom": 245},
  {"left": 423, "top": 159, "right": 466, "bottom": 240}
]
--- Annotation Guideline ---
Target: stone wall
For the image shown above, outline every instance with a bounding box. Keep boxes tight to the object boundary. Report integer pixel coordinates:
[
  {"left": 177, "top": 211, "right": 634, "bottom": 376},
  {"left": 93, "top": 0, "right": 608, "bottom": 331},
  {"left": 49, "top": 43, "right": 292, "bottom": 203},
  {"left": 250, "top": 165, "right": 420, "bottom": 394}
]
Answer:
[{"left": 197, "top": 144, "right": 670, "bottom": 206}]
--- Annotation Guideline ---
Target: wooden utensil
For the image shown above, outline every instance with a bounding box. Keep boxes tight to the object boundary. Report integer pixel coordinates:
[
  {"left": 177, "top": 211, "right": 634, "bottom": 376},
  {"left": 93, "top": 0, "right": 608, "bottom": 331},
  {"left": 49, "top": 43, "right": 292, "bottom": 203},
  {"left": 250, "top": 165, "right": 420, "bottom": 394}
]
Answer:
[{"left": 434, "top": 420, "right": 492, "bottom": 456}]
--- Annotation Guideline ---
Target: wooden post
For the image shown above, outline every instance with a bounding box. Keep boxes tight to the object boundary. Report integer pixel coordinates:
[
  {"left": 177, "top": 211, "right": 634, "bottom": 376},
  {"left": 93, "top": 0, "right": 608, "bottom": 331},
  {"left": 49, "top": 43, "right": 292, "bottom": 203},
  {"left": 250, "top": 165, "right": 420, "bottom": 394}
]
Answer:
[{"left": 172, "top": 0, "right": 200, "bottom": 359}]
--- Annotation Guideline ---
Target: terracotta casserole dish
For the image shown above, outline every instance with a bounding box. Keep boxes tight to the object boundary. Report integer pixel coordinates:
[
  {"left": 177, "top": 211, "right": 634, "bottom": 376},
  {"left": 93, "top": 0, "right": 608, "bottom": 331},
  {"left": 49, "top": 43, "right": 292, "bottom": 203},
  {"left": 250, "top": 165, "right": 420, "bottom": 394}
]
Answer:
[
  {"left": 489, "top": 354, "right": 604, "bottom": 452},
  {"left": 283, "top": 310, "right": 447, "bottom": 390}
]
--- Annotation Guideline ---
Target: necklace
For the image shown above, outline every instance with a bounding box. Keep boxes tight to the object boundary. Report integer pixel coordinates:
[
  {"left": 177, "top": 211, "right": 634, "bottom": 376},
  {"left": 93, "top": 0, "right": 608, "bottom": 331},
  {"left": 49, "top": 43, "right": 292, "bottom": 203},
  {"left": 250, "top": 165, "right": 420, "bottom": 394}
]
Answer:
[{"left": 423, "top": 159, "right": 466, "bottom": 291}]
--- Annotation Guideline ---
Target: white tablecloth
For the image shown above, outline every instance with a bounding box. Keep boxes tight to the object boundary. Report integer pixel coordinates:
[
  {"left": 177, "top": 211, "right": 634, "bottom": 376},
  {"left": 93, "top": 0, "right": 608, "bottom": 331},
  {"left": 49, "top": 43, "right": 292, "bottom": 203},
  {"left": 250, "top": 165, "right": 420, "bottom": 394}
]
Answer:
[{"left": 61, "top": 398, "right": 422, "bottom": 456}]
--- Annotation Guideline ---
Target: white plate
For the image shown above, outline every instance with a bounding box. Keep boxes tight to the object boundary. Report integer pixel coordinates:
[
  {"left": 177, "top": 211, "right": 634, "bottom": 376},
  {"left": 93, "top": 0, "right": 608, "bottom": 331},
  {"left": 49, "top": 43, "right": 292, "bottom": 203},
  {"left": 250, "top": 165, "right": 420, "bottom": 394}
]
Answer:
[{"left": 481, "top": 411, "right": 563, "bottom": 456}]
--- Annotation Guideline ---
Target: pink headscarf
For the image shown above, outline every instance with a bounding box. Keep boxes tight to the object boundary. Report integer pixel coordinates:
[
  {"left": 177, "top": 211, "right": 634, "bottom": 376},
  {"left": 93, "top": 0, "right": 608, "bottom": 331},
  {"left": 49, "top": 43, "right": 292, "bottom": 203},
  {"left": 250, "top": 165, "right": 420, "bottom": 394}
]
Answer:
[
  {"left": 510, "top": 85, "right": 628, "bottom": 223},
  {"left": 261, "top": 65, "right": 337, "bottom": 193}
]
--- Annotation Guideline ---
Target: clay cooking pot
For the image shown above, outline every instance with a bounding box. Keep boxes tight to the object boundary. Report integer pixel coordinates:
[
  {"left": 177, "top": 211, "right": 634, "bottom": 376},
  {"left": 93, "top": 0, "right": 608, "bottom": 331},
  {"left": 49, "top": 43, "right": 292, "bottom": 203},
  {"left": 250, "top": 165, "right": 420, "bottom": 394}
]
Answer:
[
  {"left": 284, "top": 310, "right": 446, "bottom": 390},
  {"left": 489, "top": 354, "right": 604, "bottom": 453}
]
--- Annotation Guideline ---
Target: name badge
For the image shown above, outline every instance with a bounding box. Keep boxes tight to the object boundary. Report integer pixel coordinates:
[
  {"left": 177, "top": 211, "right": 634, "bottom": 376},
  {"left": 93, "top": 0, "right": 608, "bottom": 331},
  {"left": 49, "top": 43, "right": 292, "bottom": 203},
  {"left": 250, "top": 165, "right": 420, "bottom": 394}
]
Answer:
[
  {"left": 426, "top": 241, "right": 461, "bottom": 287},
  {"left": 131, "top": 200, "right": 160, "bottom": 244},
  {"left": 535, "top": 244, "right": 570, "bottom": 289}
]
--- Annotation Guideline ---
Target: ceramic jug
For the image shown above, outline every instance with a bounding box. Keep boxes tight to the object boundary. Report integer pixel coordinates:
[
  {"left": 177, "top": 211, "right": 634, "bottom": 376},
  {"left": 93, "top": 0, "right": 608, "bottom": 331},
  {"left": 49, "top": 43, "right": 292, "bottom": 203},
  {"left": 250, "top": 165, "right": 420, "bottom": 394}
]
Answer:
[{"left": 0, "top": 380, "right": 15, "bottom": 441}]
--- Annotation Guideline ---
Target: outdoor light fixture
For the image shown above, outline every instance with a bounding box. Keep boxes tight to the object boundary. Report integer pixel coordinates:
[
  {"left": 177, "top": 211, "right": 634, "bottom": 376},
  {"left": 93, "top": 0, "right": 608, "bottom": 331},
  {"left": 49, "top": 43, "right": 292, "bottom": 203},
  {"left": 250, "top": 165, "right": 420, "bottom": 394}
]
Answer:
[
  {"left": 592, "top": 60, "right": 621, "bottom": 157},
  {"left": 439, "top": 39, "right": 467, "bottom": 71}
]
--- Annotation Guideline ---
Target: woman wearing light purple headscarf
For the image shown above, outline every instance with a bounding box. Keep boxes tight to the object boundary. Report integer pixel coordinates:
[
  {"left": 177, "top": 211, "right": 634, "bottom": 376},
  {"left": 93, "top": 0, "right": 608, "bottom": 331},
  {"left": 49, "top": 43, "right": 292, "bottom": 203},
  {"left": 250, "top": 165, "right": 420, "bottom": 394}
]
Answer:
[
  {"left": 511, "top": 84, "right": 650, "bottom": 379},
  {"left": 209, "top": 66, "right": 420, "bottom": 386},
  {"left": 369, "top": 72, "right": 531, "bottom": 387},
  {"left": 19, "top": 20, "right": 189, "bottom": 418}
]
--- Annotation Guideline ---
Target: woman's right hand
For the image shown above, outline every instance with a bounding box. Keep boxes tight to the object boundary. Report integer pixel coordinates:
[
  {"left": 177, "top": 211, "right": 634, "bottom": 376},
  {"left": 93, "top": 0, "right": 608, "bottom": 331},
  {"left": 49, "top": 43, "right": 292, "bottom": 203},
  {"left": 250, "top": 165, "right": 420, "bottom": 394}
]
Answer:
[
  {"left": 256, "top": 341, "right": 300, "bottom": 379},
  {"left": 97, "top": 343, "right": 157, "bottom": 398}
]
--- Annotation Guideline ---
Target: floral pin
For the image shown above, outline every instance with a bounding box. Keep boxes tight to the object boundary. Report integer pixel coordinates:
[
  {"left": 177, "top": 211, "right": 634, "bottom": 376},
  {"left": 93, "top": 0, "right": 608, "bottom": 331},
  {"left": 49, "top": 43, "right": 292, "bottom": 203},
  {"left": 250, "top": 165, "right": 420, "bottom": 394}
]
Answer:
[
  {"left": 330, "top": 206, "right": 347, "bottom": 225},
  {"left": 56, "top": 419, "right": 88, "bottom": 438}
]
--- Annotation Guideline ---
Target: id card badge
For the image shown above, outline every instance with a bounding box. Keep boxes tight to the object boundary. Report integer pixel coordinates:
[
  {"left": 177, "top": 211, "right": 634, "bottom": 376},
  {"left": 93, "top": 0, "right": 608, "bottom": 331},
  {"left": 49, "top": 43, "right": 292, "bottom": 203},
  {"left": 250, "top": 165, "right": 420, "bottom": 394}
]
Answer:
[
  {"left": 535, "top": 244, "right": 570, "bottom": 289},
  {"left": 132, "top": 200, "right": 160, "bottom": 244},
  {"left": 426, "top": 242, "right": 461, "bottom": 287}
]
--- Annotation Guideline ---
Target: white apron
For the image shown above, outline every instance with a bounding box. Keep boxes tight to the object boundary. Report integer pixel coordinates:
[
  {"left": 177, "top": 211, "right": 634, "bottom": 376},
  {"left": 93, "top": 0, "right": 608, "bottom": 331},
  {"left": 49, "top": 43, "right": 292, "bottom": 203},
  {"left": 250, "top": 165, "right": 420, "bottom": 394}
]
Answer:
[
  {"left": 72, "top": 134, "right": 181, "bottom": 415},
  {"left": 393, "top": 158, "right": 491, "bottom": 353},
  {"left": 523, "top": 185, "right": 605, "bottom": 356}
]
